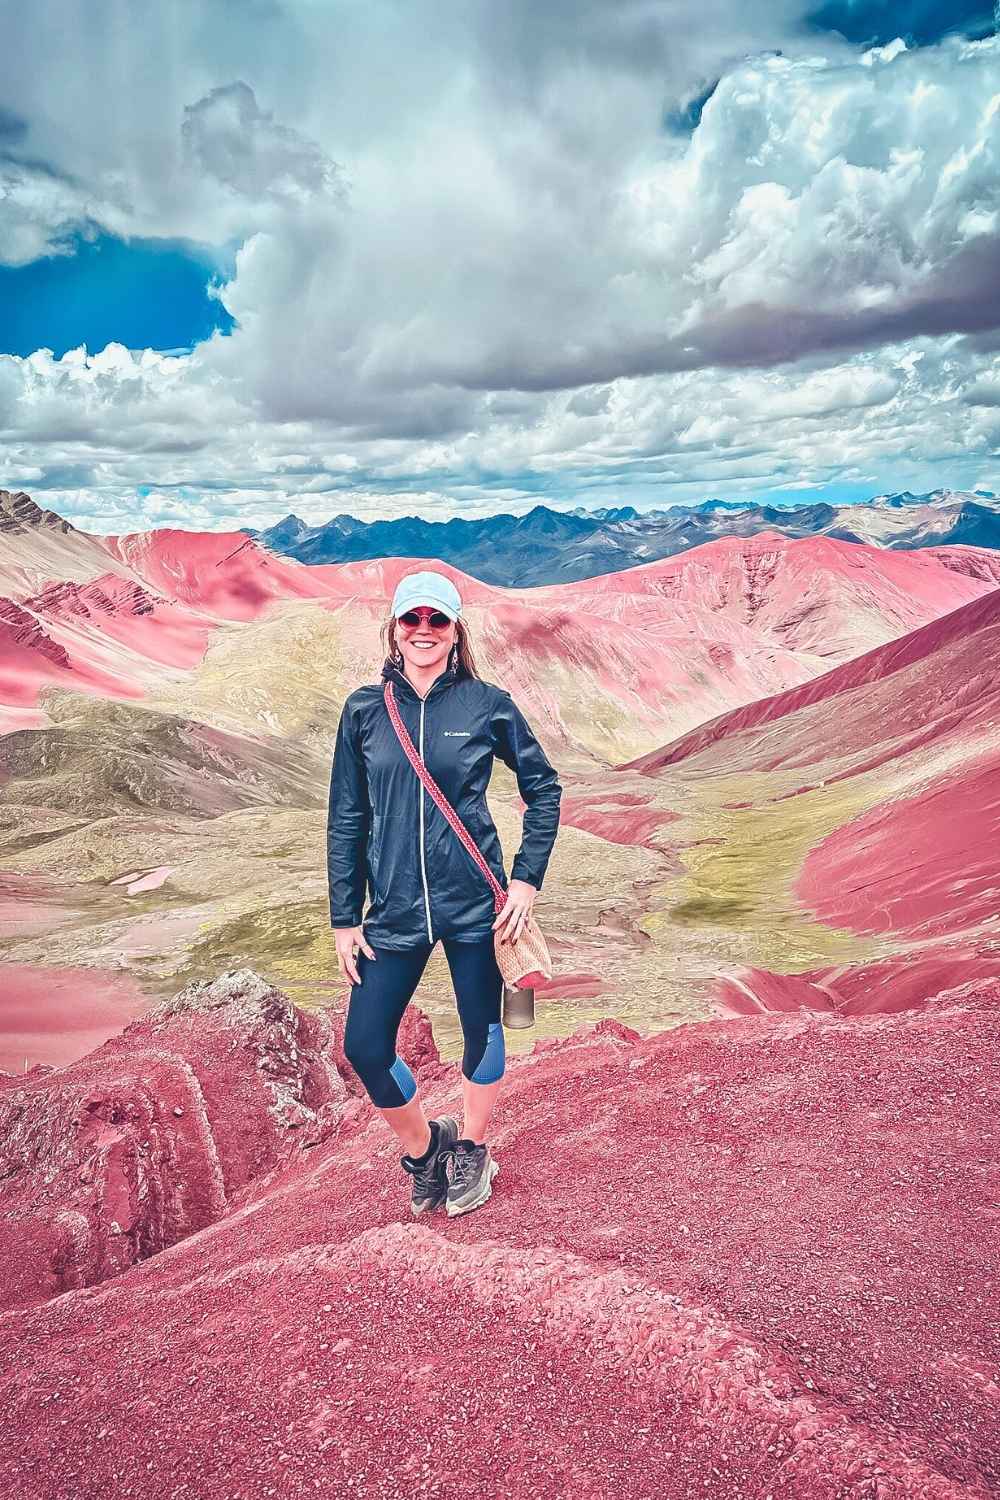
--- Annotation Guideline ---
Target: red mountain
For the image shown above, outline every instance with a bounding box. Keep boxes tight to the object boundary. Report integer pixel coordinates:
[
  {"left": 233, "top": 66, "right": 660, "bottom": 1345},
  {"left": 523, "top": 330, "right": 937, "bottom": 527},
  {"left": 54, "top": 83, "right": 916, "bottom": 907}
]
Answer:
[
  {"left": 1, "top": 497, "right": 997, "bottom": 748},
  {"left": 623, "top": 587, "right": 1000, "bottom": 1017}
]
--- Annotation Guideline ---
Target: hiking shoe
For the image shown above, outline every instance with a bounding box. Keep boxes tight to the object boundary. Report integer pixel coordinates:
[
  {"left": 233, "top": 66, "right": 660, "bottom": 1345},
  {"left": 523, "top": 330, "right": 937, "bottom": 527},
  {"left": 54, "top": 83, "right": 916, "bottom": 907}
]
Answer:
[
  {"left": 442, "top": 1138, "right": 500, "bottom": 1218},
  {"left": 400, "top": 1116, "right": 459, "bottom": 1216}
]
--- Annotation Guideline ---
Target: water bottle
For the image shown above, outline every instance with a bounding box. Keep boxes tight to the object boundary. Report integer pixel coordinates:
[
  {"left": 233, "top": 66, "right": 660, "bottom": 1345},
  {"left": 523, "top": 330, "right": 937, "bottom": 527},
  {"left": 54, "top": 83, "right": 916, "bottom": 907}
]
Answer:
[{"left": 501, "top": 983, "right": 535, "bottom": 1029}]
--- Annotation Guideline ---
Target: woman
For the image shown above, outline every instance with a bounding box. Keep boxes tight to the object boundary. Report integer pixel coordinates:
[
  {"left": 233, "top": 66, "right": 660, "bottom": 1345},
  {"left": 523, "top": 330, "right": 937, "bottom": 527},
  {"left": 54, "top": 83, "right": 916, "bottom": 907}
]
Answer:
[{"left": 327, "top": 569, "right": 562, "bottom": 1218}]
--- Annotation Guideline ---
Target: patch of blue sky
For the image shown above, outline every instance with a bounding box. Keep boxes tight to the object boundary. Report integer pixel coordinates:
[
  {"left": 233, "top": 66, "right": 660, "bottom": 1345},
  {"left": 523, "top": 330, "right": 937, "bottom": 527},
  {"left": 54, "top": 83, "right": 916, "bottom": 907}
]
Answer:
[
  {"left": 0, "top": 104, "right": 28, "bottom": 143},
  {"left": 328, "top": 477, "right": 973, "bottom": 515},
  {"left": 804, "top": 0, "right": 995, "bottom": 48},
  {"left": 0, "top": 231, "right": 237, "bottom": 358},
  {"left": 304, "top": 465, "right": 906, "bottom": 511},
  {"left": 490, "top": 474, "right": 972, "bottom": 511},
  {"left": 663, "top": 79, "right": 720, "bottom": 135},
  {"left": 453, "top": 470, "right": 553, "bottom": 495}
]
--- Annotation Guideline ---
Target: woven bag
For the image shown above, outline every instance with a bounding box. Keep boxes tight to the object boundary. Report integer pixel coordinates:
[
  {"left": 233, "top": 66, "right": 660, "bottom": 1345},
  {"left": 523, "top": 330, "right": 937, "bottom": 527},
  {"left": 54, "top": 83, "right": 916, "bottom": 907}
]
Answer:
[{"left": 384, "top": 681, "right": 552, "bottom": 989}]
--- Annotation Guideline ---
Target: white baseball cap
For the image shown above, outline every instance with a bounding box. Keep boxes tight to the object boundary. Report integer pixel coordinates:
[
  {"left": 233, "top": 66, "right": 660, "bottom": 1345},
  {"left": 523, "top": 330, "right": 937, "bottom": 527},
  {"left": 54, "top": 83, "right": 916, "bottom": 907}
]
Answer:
[{"left": 390, "top": 570, "right": 463, "bottom": 621}]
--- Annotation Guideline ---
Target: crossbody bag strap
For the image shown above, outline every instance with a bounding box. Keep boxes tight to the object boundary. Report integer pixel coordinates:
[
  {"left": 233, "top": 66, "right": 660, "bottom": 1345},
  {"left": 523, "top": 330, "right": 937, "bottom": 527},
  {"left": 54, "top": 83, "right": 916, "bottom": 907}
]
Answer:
[{"left": 384, "top": 681, "right": 507, "bottom": 914}]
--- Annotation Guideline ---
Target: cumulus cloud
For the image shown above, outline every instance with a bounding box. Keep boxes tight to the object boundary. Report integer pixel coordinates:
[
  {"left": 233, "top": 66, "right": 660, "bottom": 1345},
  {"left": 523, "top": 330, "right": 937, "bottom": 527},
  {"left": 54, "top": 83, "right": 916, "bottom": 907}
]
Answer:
[
  {"left": 181, "top": 82, "right": 344, "bottom": 201},
  {"left": 0, "top": 160, "right": 104, "bottom": 268},
  {"left": 190, "top": 30, "right": 1000, "bottom": 424},
  {"left": 964, "top": 378, "right": 1000, "bottom": 405},
  {"left": 2, "top": 335, "right": 998, "bottom": 530},
  {"left": 0, "top": 2, "right": 998, "bottom": 520}
]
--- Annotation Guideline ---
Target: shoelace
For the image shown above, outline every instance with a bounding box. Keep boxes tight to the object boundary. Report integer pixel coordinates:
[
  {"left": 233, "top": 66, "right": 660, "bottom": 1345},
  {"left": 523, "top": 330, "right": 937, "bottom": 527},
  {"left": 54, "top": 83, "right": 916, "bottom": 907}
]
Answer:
[{"left": 443, "top": 1143, "right": 484, "bottom": 1191}]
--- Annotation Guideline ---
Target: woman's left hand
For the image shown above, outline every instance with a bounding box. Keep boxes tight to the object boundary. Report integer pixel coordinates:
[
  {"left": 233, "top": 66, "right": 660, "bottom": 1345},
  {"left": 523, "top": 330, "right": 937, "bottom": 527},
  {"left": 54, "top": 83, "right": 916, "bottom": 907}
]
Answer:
[{"left": 492, "top": 879, "right": 538, "bottom": 943}]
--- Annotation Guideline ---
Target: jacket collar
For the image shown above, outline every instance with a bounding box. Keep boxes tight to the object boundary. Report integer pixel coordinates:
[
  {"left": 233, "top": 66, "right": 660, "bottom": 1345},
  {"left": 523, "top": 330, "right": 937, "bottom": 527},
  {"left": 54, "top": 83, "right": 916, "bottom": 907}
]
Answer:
[{"left": 381, "top": 656, "right": 459, "bottom": 704}]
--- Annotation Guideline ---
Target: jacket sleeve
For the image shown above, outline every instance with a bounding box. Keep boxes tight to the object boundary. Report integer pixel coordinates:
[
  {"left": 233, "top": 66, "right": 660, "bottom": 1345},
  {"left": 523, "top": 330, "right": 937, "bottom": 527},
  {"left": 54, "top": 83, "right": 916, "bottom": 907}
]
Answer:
[
  {"left": 489, "top": 690, "right": 562, "bottom": 891},
  {"left": 327, "top": 698, "right": 371, "bottom": 927}
]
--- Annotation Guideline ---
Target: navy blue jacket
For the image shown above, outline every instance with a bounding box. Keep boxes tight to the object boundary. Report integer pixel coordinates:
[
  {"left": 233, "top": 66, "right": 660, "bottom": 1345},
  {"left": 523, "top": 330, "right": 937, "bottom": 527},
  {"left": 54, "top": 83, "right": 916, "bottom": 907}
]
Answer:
[{"left": 327, "top": 658, "right": 562, "bottom": 949}]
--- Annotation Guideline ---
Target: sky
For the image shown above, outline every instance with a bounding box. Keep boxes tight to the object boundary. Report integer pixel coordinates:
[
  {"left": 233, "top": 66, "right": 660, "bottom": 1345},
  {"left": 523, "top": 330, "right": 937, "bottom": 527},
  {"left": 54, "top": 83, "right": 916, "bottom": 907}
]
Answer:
[{"left": 0, "top": 1, "right": 999, "bottom": 534}]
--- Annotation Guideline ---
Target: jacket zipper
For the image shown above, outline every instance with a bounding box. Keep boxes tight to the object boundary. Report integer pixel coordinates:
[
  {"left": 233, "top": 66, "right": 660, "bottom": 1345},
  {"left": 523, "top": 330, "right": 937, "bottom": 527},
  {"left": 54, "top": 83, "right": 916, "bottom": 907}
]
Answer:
[{"left": 417, "top": 698, "right": 433, "bottom": 941}]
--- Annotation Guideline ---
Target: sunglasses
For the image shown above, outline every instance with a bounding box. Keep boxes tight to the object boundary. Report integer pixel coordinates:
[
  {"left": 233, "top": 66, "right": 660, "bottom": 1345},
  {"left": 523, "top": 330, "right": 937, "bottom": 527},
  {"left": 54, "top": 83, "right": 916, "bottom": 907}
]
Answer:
[{"left": 397, "top": 609, "right": 453, "bottom": 628}]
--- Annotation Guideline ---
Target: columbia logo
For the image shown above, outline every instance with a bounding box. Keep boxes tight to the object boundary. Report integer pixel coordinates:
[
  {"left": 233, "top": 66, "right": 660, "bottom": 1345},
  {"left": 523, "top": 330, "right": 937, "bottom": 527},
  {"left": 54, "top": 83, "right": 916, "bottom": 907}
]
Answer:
[{"left": 443, "top": 729, "right": 471, "bottom": 736}]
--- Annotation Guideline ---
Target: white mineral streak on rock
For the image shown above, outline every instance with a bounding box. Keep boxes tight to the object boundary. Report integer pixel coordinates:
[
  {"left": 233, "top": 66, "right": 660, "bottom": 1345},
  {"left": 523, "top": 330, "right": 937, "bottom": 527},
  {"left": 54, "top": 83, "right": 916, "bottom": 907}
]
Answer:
[
  {"left": 0, "top": 968, "right": 347, "bottom": 1308},
  {"left": 126, "top": 1047, "right": 230, "bottom": 1220}
]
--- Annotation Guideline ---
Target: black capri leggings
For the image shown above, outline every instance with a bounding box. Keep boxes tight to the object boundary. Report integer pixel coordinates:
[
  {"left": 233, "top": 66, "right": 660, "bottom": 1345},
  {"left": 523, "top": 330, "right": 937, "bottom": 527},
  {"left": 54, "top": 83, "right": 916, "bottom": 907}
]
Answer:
[{"left": 343, "top": 936, "right": 505, "bottom": 1109}]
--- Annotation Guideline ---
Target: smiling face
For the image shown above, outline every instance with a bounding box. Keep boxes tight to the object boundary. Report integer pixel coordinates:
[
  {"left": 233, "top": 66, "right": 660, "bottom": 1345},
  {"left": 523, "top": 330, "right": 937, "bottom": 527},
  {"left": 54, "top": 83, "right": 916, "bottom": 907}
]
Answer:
[{"left": 394, "top": 605, "right": 458, "bottom": 674}]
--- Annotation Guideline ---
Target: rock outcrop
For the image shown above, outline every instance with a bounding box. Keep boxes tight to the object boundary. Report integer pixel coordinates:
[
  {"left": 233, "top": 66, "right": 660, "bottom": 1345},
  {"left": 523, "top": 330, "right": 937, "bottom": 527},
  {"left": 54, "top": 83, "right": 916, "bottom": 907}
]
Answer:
[
  {"left": 0, "top": 489, "right": 76, "bottom": 535},
  {"left": 0, "top": 970, "right": 352, "bottom": 1310}
]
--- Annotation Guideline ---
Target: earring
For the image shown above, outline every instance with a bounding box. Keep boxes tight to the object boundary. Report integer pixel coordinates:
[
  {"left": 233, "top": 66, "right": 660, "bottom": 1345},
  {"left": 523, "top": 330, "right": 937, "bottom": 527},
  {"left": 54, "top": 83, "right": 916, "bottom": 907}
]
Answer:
[
  {"left": 449, "top": 644, "right": 458, "bottom": 671},
  {"left": 393, "top": 644, "right": 403, "bottom": 665}
]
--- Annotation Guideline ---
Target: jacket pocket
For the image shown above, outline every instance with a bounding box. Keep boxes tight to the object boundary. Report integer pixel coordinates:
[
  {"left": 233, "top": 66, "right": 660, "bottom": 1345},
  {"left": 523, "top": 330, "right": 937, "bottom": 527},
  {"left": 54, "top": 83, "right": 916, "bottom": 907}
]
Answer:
[
  {"left": 464, "top": 800, "right": 491, "bottom": 854},
  {"left": 366, "top": 812, "right": 384, "bottom": 902}
]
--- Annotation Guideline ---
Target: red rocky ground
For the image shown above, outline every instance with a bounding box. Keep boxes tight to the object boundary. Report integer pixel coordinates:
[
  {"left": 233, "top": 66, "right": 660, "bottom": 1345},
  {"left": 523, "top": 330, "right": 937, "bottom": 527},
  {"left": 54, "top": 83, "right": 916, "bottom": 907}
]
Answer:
[{"left": 1, "top": 970, "right": 997, "bottom": 1499}]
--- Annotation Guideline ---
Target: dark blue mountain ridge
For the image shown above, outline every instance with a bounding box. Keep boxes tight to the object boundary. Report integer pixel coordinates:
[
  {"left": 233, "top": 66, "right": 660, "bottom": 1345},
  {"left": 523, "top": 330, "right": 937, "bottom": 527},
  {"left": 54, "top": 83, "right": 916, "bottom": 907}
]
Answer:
[{"left": 238, "top": 489, "right": 1000, "bottom": 587}]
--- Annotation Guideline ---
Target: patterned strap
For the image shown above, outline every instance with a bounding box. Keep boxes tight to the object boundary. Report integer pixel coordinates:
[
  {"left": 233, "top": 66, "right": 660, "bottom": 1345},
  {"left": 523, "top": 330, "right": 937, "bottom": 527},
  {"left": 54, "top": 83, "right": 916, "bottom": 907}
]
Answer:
[{"left": 384, "top": 681, "right": 507, "bottom": 914}]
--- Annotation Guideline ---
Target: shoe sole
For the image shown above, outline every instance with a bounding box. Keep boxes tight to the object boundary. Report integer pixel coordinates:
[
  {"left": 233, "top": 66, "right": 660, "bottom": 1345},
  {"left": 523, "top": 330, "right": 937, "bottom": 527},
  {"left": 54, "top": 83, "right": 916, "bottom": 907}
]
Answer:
[
  {"left": 408, "top": 1115, "right": 460, "bottom": 1217},
  {"left": 446, "top": 1157, "right": 500, "bottom": 1218}
]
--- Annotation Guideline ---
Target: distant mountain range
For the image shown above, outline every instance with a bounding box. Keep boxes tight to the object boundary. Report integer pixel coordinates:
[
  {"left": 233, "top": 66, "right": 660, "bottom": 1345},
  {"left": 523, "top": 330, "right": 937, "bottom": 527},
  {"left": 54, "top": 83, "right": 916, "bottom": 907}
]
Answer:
[
  {"left": 5, "top": 486, "right": 999, "bottom": 758},
  {"left": 241, "top": 490, "right": 1000, "bottom": 586}
]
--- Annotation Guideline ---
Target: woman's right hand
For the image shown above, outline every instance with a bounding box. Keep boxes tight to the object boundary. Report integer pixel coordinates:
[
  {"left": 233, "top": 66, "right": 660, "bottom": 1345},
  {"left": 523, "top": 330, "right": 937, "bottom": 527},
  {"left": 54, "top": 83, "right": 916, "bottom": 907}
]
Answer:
[{"left": 333, "top": 925, "right": 377, "bottom": 985}]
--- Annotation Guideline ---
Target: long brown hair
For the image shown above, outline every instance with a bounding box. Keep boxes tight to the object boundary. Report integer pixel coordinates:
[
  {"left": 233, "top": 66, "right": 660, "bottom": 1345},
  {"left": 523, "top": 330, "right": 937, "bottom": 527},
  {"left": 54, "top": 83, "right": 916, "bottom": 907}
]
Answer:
[{"left": 381, "top": 614, "right": 482, "bottom": 680}]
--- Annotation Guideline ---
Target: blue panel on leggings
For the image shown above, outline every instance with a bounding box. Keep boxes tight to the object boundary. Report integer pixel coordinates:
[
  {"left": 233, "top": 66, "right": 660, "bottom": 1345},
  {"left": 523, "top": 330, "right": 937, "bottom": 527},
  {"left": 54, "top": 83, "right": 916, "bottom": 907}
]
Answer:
[
  {"left": 470, "top": 1022, "right": 505, "bottom": 1085},
  {"left": 389, "top": 1054, "right": 417, "bottom": 1103}
]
